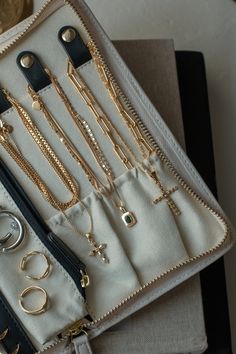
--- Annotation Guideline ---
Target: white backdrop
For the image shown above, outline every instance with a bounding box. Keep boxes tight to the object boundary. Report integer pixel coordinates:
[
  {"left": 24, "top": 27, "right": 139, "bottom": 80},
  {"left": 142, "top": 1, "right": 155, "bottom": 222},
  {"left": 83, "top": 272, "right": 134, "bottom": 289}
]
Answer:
[{"left": 35, "top": 0, "right": 236, "bottom": 349}]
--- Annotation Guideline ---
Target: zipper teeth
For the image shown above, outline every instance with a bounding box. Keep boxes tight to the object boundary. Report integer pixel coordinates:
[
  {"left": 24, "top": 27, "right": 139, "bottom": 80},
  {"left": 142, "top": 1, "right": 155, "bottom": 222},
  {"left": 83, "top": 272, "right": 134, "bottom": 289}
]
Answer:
[
  {"left": 65, "top": 0, "right": 231, "bottom": 328},
  {"left": 36, "top": 336, "right": 68, "bottom": 354},
  {"left": 0, "top": 0, "right": 55, "bottom": 57},
  {"left": 0, "top": 0, "right": 231, "bottom": 346}
]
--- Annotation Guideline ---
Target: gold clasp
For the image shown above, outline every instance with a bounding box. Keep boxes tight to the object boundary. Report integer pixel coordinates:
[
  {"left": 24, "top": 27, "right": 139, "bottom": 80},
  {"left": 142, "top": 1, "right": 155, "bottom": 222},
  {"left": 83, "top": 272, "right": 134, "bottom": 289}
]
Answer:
[{"left": 80, "top": 270, "right": 90, "bottom": 288}]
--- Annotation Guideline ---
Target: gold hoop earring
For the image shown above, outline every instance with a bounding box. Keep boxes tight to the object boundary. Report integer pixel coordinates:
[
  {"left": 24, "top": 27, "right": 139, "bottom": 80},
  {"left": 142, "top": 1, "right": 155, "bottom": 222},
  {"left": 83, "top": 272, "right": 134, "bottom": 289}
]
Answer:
[
  {"left": 20, "top": 251, "right": 51, "bottom": 280},
  {"left": 19, "top": 286, "right": 49, "bottom": 315}
]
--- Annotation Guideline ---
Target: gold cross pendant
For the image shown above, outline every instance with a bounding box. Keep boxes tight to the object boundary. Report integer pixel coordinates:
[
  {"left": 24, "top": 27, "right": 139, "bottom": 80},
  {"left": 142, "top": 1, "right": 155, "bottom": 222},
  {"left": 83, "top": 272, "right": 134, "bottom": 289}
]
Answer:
[
  {"left": 85, "top": 233, "right": 109, "bottom": 264},
  {"left": 149, "top": 171, "right": 181, "bottom": 216}
]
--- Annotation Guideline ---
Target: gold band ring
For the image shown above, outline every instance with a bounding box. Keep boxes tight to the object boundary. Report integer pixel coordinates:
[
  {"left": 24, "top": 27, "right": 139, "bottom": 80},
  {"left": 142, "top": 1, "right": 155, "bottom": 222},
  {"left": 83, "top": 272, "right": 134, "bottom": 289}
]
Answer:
[
  {"left": 19, "top": 286, "right": 49, "bottom": 315},
  {"left": 20, "top": 251, "right": 51, "bottom": 280}
]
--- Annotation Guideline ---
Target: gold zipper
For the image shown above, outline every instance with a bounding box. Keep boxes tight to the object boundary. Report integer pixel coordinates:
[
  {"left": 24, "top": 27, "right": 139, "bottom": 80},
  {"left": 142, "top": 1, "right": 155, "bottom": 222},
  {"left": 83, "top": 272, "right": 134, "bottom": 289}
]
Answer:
[
  {"left": 0, "top": 0, "right": 56, "bottom": 58},
  {"left": 36, "top": 320, "right": 87, "bottom": 354},
  {"left": 0, "top": 0, "right": 231, "bottom": 351},
  {"left": 61, "top": 0, "right": 231, "bottom": 332}
]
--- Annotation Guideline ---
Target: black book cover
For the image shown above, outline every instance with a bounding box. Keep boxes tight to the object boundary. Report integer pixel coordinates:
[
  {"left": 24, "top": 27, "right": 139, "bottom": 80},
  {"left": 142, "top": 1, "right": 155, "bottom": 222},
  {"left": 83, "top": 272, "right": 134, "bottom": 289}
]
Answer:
[{"left": 176, "top": 51, "right": 232, "bottom": 354}]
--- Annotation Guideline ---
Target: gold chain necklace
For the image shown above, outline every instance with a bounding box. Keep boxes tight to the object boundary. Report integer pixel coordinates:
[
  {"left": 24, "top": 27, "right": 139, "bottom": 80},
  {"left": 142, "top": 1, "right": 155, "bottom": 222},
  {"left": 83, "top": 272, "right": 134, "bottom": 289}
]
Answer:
[
  {"left": 29, "top": 69, "right": 137, "bottom": 228},
  {"left": 4, "top": 89, "right": 79, "bottom": 205},
  {"left": 88, "top": 43, "right": 181, "bottom": 217},
  {"left": 0, "top": 119, "right": 78, "bottom": 210},
  {"left": 67, "top": 60, "right": 137, "bottom": 169},
  {"left": 88, "top": 41, "right": 154, "bottom": 160},
  {"left": 0, "top": 92, "right": 109, "bottom": 263},
  {"left": 28, "top": 85, "right": 104, "bottom": 192},
  {"left": 61, "top": 201, "right": 109, "bottom": 263},
  {"left": 44, "top": 68, "right": 114, "bottom": 181}
]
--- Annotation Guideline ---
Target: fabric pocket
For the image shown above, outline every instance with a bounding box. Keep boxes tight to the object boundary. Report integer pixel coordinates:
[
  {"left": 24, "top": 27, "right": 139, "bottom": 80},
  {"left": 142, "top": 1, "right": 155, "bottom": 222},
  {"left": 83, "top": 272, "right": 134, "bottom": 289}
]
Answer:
[
  {"left": 47, "top": 192, "right": 142, "bottom": 319},
  {"left": 100, "top": 166, "right": 190, "bottom": 285}
]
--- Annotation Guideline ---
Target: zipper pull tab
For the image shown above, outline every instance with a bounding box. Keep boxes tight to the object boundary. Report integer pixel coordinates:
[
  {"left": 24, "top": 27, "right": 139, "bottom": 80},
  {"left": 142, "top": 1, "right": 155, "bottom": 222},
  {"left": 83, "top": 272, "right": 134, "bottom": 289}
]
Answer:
[{"left": 66, "top": 320, "right": 88, "bottom": 339}]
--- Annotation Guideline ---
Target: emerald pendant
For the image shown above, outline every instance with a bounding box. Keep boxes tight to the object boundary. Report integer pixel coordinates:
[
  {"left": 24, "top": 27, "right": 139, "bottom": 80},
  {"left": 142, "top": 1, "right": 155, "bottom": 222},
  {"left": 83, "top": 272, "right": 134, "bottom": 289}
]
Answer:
[{"left": 120, "top": 207, "right": 137, "bottom": 228}]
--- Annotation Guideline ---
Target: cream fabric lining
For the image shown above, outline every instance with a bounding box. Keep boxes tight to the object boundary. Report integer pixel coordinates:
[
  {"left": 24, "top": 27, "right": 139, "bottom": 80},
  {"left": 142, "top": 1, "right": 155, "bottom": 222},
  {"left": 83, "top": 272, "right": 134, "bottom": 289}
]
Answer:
[
  {"left": 0, "top": 1, "right": 231, "bottom": 351},
  {"left": 48, "top": 153, "right": 225, "bottom": 319}
]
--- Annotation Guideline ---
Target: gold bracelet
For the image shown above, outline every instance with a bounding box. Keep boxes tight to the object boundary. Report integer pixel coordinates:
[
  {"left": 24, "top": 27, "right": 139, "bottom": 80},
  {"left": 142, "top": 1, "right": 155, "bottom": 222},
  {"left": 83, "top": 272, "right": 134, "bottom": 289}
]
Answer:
[
  {"left": 27, "top": 69, "right": 138, "bottom": 228},
  {"left": 19, "top": 286, "right": 49, "bottom": 315}
]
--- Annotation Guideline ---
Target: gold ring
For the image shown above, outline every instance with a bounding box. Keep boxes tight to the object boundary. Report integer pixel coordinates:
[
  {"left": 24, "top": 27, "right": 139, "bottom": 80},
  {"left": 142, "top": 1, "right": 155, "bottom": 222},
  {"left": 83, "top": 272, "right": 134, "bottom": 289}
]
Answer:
[
  {"left": 20, "top": 251, "right": 51, "bottom": 280},
  {"left": 19, "top": 286, "right": 49, "bottom": 315}
]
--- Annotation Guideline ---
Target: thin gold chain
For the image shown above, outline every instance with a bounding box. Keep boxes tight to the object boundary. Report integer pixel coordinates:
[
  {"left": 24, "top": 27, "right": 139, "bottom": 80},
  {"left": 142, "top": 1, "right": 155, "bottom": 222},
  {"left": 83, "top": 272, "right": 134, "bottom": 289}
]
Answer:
[
  {"left": 87, "top": 41, "right": 182, "bottom": 216},
  {"left": 67, "top": 60, "right": 137, "bottom": 169},
  {"left": 3, "top": 89, "right": 79, "bottom": 202},
  {"left": 28, "top": 78, "right": 128, "bottom": 212},
  {"left": 88, "top": 41, "right": 154, "bottom": 159},
  {"left": 28, "top": 85, "right": 105, "bottom": 192},
  {"left": 44, "top": 68, "right": 114, "bottom": 181},
  {"left": 0, "top": 117, "right": 109, "bottom": 262},
  {"left": 0, "top": 119, "right": 79, "bottom": 210}
]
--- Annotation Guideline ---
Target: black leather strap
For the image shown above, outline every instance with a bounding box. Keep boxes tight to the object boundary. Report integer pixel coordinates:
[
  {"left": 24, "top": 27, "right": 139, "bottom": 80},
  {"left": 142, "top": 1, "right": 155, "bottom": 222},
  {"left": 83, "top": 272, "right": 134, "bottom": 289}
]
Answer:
[
  {"left": 0, "top": 291, "right": 35, "bottom": 354},
  {"left": 58, "top": 26, "right": 92, "bottom": 68},
  {"left": 16, "top": 51, "right": 51, "bottom": 92},
  {"left": 0, "top": 89, "right": 12, "bottom": 114}
]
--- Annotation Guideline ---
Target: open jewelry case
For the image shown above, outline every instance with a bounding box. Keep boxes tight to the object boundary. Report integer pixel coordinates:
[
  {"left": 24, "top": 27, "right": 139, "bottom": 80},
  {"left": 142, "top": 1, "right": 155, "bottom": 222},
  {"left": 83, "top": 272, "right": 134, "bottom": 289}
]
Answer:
[{"left": 0, "top": 1, "right": 234, "bottom": 353}]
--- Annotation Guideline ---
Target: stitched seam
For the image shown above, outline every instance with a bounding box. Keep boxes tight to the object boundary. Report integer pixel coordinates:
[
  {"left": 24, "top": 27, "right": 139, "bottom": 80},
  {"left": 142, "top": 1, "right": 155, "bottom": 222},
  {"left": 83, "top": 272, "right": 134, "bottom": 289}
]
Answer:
[
  {"left": 0, "top": 296, "right": 35, "bottom": 351},
  {"left": 0, "top": 2, "right": 68, "bottom": 43},
  {"left": 1, "top": 107, "right": 14, "bottom": 116},
  {"left": 0, "top": 16, "right": 34, "bottom": 41},
  {"left": 91, "top": 246, "right": 228, "bottom": 336},
  {"left": 37, "top": 59, "right": 93, "bottom": 97}
]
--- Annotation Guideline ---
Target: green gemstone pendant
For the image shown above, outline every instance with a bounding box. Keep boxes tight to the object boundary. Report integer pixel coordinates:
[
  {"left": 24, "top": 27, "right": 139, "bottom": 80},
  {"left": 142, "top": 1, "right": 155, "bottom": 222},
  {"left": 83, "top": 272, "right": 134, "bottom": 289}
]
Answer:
[{"left": 120, "top": 207, "right": 137, "bottom": 228}]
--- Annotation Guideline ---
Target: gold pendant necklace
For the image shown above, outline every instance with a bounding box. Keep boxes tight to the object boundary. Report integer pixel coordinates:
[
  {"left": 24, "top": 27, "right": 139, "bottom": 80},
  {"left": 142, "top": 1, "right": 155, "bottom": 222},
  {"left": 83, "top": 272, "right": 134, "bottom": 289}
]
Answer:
[
  {"left": 61, "top": 202, "right": 109, "bottom": 263},
  {"left": 0, "top": 120, "right": 109, "bottom": 264},
  {"left": 49, "top": 69, "right": 137, "bottom": 227},
  {"left": 65, "top": 61, "right": 138, "bottom": 227},
  {"left": 0, "top": 91, "right": 109, "bottom": 263},
  {"left": 88, "top": 42, "right": 181, "bottom": 217},
  {"left": 28, "top": 68, "right": 137, "bottom": 228}
]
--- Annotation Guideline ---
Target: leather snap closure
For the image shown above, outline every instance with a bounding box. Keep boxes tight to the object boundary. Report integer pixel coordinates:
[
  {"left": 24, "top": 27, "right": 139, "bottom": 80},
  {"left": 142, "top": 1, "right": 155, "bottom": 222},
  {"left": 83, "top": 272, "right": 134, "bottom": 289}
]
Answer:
[{"left": 20, "top": 54, "right": 35, "bottom": 68}]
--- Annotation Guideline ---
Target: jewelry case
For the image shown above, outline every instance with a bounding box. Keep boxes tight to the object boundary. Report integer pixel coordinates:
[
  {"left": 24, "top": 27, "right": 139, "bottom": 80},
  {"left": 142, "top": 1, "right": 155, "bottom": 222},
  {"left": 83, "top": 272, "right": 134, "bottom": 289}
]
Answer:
[{"left": 0, "top": 1, "right": 234, "bottom": 353}]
